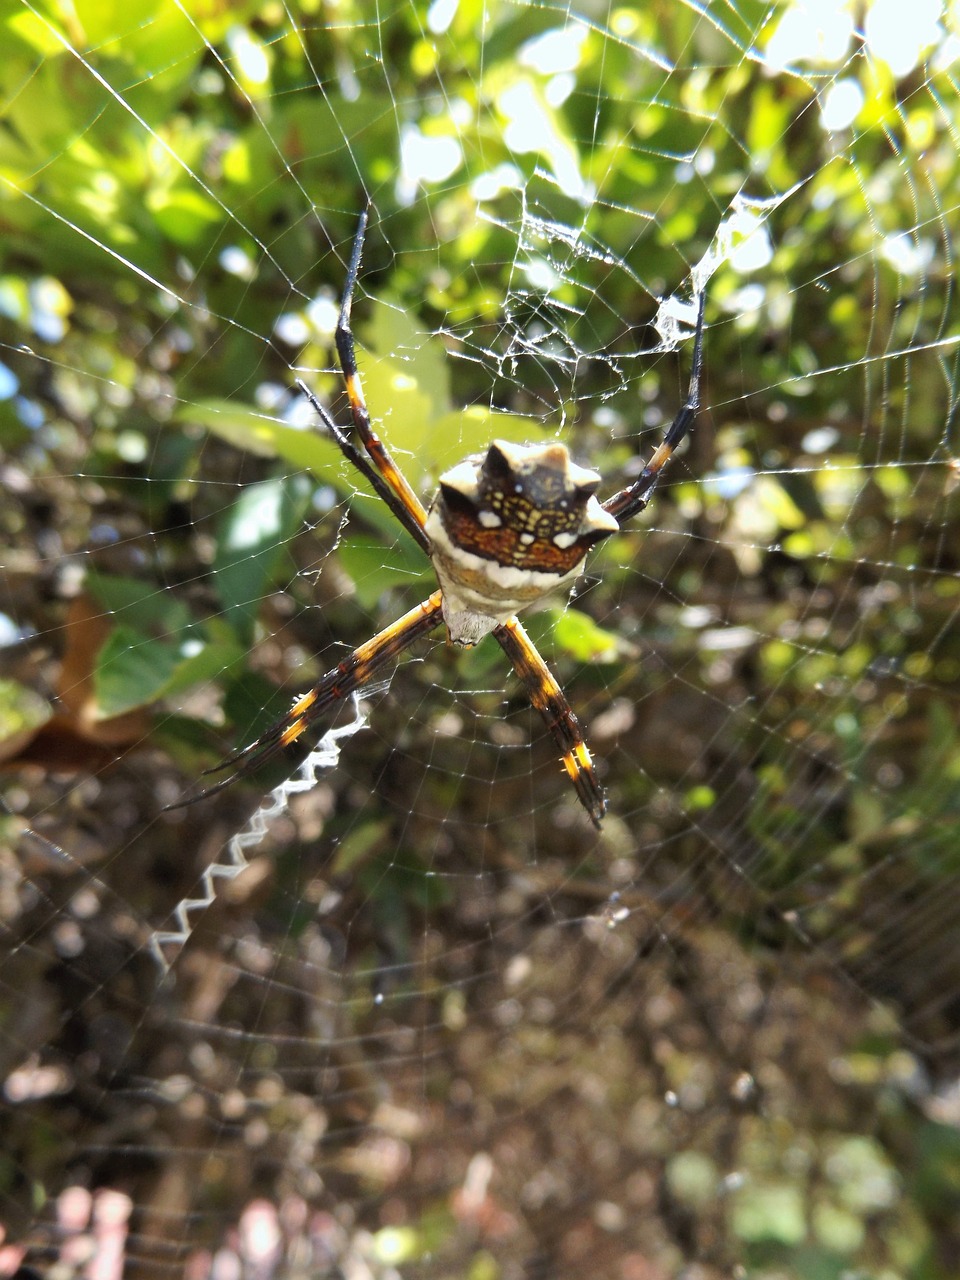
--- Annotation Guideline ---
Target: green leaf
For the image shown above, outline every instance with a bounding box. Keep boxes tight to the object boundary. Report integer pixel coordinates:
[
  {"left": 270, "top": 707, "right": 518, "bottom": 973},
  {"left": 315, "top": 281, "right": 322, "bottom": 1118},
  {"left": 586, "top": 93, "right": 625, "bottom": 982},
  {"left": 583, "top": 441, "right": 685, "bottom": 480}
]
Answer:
[
  {"left": 177, "top": 399, "right": 343, "bottom": 469},
  {"left": 5, "top": 7, "right": 68, "bottom": 56},
  {"left": 550, "top": 606, "right": 625, "bottom": 663},
  {"left": 811, "top": 1199, "right": 865, "bottom": 1252},
  {"left": 368, "top": 295, "right": 451, "bottom": 426},
  {"left": 94, "top": 621, "right": 245, "bottom": 719},
  {"left": 337, "top": 531, "right": 428, "bottom": 610},
  {"left": 95, "top": 626, "right": 184, "bottom": 717},
  {"left": 0, "top": 678, "right": 52, "bottom": 753},
  {"left": 213, "top": 475, "right": 312, "bottom": 643},
  {"left": 731, "top": 1182, "right": 807, "bottom": 1245},
  {"left": 353, "top": 346, "right": 439, "bottom": 490},
  {"left": 158, "top": 620, "right": 246, "bottom": 702},
  {"left": 176, "top": 400, "right": 400, "bottom": 541},
  {"left": 330, "top": 818, "right": 391, "bottom": 876},
  {"left": 424, "top": 406, "right": 550, "bottom": 474},
  {"left": 85, "top": 570, "right": 191, "bottom": 634},
  {"left": 146, "top": 187, "right": 222, "bottom": 247}
]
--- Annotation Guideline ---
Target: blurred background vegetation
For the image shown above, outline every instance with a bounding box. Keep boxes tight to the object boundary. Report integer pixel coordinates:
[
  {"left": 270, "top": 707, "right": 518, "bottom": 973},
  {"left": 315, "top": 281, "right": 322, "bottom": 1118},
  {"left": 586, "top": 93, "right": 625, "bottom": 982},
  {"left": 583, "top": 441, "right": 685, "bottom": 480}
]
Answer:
[{"left": 1, "top": 1, "right": 959, "bottom": 1277}]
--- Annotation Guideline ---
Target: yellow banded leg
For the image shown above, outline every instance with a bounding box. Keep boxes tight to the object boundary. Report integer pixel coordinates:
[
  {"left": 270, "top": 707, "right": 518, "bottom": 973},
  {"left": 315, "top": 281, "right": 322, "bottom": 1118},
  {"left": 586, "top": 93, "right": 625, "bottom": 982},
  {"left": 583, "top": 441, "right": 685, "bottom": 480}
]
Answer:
[
  {"left": 495, "top": 616, "right": 605, "bottom": 829},
  {"left": 173, "top": 592, "right": 445, "bottom": 806},
  {"left": 335, "top": 209, "right": 429, "bottom": 535},
  {"left": 603, "top": 287, "right": 706, "bottom": 525}
]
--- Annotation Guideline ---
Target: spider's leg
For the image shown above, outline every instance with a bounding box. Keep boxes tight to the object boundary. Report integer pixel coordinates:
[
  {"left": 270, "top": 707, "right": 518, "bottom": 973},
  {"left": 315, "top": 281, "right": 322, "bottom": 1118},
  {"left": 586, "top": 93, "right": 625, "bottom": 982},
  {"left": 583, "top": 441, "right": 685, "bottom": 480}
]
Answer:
[
  {"left": 168, "top": 591, "right": 444, "bottom": 809},
  {"left": 333, "top": 207, "right": 430, "bottom": 540},
  {"left": 494, "top": 617, "right": 605, "bottom": 829},
  {"left": 603, "top": 288, "right": 706, "bottom": 525},
  {"left": 296, "top": 379, "right": 430, "bottom": 555}
]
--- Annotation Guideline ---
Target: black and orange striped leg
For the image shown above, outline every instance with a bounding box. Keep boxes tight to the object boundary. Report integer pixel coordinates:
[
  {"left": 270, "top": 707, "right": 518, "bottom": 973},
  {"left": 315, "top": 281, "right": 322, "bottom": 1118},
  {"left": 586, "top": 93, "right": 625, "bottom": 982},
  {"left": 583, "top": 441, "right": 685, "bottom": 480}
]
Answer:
[
  {"left": 494, "top": 616, "right": 605, "bottom": 829},
  {"left": 334, "top": 207, "right": 430, "bottom": 536},
  {"left": 603, "top": 288, "right": 706, "bottom": 525},
  {"left": 169, "top": 592, "right": 445, "bottom": 808},
  {"left": 296, "top": 377, "right": 431, "bottom": 556}
]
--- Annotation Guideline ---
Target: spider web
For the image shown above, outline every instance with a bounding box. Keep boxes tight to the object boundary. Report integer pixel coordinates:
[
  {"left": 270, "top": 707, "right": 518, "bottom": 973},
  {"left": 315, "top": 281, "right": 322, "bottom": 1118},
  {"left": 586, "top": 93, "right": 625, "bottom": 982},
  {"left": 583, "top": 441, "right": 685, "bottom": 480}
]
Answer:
[{"left": 2, "top": 1, "right": 960, "bottom": 1276}]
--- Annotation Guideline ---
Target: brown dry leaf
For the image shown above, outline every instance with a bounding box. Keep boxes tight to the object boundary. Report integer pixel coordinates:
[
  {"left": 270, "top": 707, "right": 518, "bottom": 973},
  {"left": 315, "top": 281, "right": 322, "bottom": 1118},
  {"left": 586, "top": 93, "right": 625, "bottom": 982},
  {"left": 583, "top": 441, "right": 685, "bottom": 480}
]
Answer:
[{"left": 2, "top": 594, "right": 150, "bottom": 775}]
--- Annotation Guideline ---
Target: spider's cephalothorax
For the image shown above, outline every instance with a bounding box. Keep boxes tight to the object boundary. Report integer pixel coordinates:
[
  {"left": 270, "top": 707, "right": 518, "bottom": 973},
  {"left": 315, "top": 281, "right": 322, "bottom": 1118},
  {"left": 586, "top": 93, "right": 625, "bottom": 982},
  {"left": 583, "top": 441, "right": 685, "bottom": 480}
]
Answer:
[
  {"left": 182, "top": 208, "right": 706, "bottom": 829},
  {"left": 425, "top": 439, "right": 620, "bottom": 646}
]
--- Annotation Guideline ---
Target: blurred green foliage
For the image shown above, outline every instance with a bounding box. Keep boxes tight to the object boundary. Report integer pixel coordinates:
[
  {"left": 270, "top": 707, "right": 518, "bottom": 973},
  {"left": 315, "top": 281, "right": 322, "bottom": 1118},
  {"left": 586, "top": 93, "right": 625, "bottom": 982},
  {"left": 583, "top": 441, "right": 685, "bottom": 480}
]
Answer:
[{"left": 1, "top": 1, "right": 960, "bottom": 1276}]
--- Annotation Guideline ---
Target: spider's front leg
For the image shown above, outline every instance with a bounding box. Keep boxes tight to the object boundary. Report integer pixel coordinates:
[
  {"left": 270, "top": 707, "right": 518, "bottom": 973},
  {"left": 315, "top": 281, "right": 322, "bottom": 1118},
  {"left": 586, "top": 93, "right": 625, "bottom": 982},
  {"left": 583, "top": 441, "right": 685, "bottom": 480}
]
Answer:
[
  {"left": 333, "top": 207, "right": 430, "bottom": 543},
  {"left": 603, "top": 288, "right": 706, "bottom": 524}
]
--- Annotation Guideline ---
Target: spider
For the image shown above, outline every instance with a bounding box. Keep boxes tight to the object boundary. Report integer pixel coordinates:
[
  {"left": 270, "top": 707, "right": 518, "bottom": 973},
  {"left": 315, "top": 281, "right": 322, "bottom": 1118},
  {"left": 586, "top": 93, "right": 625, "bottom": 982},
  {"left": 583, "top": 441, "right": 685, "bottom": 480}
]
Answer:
[{"left": 189, "top": 209, "right": 706, "bottom": 829}]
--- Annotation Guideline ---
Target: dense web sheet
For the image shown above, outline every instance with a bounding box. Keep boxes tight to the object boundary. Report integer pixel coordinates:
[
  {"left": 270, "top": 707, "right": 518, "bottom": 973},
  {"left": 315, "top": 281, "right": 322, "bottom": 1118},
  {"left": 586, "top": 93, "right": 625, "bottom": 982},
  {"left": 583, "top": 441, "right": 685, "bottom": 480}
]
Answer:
[{"left": 2, "top": 1, "right": 960, "bottom": 1276}]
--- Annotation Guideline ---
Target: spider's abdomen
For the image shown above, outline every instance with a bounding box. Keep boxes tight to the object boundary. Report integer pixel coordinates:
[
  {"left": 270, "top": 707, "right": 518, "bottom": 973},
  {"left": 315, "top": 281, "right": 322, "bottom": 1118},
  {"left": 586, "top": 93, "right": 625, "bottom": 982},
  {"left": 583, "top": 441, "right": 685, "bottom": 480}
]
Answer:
[{"left": 425, "top": 439, "right": 619, "bottom": 646}]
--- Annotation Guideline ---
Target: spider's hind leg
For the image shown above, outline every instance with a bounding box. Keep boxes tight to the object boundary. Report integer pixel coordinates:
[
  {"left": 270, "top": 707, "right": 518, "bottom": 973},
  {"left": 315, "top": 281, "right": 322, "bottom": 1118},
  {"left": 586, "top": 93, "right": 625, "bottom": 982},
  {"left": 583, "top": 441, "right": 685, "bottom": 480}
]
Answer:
[
  {"left": 495, "top": 616, "right": 605, "bottom": 829},
  {"left": 166, "top": 591, "right": 445, "bottom": 810}
]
